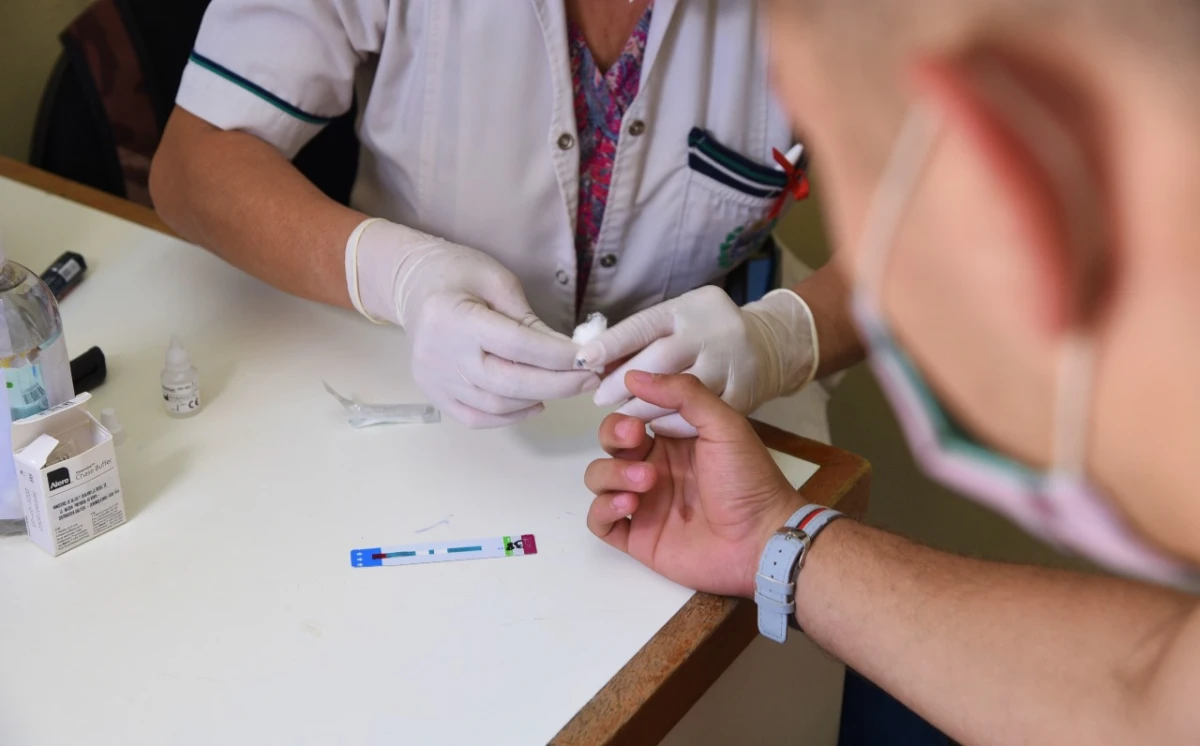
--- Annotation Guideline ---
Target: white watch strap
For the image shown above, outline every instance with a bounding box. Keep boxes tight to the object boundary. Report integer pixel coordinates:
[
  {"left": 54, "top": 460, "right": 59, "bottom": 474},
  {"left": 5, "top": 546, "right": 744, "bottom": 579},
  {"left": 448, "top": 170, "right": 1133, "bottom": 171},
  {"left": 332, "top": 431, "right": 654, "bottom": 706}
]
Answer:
[
  {"left": 344, "top": 217, "right": 387, "bottom": 324},
  {"left": 755, "top": 504, "right": 843, "bottom": 643}
]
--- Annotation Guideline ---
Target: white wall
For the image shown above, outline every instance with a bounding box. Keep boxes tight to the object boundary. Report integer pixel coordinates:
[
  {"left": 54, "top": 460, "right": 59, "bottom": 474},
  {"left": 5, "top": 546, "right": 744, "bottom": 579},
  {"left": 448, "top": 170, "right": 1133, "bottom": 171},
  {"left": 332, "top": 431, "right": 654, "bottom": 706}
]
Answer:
[{"left": 0, "top": 0, "right": 92, "bottom": 160}]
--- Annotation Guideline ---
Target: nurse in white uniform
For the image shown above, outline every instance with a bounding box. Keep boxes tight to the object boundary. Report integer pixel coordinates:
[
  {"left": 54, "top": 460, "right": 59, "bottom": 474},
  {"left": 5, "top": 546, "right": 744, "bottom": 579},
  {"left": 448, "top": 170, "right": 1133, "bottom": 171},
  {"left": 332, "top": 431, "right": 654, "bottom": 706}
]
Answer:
[{"left": 150, "top": 0, "right": 862, "bottom": 438}]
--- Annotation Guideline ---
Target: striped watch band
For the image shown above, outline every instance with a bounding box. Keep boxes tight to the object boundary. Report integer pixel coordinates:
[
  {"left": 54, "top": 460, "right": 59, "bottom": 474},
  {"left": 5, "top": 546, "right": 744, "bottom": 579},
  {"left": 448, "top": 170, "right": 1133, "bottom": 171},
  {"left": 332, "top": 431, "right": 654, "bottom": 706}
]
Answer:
[{"left": 754, "top": 504, "right": 844, "bottom": 643}]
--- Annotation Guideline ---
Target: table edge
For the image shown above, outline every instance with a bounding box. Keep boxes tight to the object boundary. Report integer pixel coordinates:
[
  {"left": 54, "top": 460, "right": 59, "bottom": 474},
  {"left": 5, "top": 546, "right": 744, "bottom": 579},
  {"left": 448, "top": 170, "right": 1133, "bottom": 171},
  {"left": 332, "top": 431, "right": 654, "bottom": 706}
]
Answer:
[
  {"left": 0, "top": 158, "right": 871, "bottom": 746},
  {"left": 0, "top": 156, "right": 174, "bottom": 236}
]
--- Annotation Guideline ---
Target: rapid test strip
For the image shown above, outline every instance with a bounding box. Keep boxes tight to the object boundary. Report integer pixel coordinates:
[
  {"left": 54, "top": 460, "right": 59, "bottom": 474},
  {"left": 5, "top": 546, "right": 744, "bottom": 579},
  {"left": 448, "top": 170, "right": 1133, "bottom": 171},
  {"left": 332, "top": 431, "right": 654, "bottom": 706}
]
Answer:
[{"left": 351, "top": 534, "right": 537, "bottom": 568}]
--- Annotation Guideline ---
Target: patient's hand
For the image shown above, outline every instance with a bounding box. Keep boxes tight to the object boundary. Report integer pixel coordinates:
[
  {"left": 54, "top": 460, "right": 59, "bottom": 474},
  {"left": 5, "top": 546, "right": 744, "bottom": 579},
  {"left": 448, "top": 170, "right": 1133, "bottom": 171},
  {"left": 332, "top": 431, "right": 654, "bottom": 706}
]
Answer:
[{"left": 583, "top": 372, "right": 805, "bottom": 598}]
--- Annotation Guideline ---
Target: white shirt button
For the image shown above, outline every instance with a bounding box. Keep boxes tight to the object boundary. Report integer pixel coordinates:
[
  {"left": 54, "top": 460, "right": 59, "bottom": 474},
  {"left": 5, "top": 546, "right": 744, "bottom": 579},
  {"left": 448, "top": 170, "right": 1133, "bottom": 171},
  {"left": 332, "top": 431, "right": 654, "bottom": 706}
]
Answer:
[
  {"left": 555, "top": 269, "right": 570, "bottom": 285},
  {"left": 599, "top": 254, "right": 618, "bottom": 269},
  {"left": 557, "top": 133, "right": 575, "bottom": 151}
]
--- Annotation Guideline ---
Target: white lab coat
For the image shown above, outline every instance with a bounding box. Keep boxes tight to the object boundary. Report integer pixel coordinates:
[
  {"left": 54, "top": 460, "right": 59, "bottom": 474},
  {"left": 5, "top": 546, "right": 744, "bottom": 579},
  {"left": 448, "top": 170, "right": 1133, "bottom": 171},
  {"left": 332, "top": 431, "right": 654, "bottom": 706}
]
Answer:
[{"left": 177, "top": 0, "right": 831, "bottom": 442}]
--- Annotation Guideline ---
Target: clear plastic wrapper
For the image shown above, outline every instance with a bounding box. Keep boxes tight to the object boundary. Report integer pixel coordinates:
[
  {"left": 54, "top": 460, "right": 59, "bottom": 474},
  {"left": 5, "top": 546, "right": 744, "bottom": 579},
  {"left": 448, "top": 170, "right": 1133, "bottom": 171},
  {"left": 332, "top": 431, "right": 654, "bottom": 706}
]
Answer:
[{"left": 323, "top": 382, "right": 440, "bottom": 428}]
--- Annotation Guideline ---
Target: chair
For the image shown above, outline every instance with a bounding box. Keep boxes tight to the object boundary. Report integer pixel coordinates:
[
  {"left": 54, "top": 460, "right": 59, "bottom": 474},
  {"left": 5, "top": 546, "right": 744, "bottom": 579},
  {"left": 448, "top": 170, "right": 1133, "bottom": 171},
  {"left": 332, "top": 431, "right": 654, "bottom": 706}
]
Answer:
[{"left": 29, "top": 0, "right": 358, "bottom": 208}]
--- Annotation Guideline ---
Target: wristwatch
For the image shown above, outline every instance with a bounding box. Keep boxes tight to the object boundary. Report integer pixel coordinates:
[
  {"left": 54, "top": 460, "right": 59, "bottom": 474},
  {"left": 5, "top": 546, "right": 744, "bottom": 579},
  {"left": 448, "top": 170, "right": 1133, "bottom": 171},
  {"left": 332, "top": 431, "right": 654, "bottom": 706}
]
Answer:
[{"left": 754, "top": 504, "right": 843, "bottom": 643}]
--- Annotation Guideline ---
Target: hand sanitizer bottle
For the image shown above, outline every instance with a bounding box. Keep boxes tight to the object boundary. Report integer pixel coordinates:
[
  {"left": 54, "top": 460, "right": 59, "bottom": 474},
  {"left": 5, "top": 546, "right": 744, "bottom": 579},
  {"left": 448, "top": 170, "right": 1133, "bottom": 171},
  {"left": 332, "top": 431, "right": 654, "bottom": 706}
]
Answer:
[
  {"left": 161, "top": 335, "right": 201, "bottom": 418},
  {"left": 0, "top": 231, "right": 74, "bottom": 535}
]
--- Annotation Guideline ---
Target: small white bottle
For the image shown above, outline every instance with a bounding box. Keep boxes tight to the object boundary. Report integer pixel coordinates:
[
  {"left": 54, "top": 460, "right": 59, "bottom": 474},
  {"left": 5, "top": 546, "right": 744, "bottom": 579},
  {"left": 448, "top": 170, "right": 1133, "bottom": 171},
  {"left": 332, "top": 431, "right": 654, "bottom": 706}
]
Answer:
[{"left": 161, "top": 335, "right": 201, "bottom": 418}]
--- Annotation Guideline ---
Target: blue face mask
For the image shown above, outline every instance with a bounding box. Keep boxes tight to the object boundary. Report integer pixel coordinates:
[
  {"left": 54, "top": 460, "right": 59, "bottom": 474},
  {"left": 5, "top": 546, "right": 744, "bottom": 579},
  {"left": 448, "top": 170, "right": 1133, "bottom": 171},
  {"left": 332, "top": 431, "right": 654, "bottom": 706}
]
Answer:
[{"left": 849, "top": 104, "right": 1198, "bottom": 589}]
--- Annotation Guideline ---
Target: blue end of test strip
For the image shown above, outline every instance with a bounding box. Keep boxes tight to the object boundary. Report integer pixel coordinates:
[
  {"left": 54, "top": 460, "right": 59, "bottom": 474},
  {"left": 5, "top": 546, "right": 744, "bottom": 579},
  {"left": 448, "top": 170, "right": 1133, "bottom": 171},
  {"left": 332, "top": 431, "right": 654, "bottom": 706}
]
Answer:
[{"left": 350, "top": 548, "right": 384, "bottom": 568}]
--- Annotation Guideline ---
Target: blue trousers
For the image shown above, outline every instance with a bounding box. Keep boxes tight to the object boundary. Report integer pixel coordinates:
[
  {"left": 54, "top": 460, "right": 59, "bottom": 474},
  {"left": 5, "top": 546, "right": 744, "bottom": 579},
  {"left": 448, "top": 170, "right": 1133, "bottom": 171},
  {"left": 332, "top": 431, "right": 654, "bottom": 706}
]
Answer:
[{"left": 839, "top": 669, "right": 950, "bottom": 746}]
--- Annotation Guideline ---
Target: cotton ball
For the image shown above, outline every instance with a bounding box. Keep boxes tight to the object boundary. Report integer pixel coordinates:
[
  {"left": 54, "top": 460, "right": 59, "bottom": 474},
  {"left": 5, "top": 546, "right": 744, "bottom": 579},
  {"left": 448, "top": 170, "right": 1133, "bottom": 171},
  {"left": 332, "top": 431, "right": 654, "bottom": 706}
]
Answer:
[
  {"left": 572, "top": 313, "right": 608, "bottom": 374},
  {"left": 572, "top": 312, "right": 608, "bottom": 346}
]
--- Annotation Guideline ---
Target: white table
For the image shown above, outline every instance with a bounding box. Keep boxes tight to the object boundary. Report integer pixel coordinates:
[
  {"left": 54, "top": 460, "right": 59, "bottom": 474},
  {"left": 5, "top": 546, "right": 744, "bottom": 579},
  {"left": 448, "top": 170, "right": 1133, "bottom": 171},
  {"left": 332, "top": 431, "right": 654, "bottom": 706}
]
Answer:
[{"left": 0, "top": 160, "right": 868, "bottom": 746}]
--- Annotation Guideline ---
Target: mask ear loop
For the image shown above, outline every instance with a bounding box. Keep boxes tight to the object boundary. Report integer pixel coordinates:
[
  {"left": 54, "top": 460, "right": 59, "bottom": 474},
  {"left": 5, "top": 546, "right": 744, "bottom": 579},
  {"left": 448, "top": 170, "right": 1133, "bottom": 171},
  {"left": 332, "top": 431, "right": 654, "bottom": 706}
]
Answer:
[
  {"left": 965, "top": 66, "right": 1109, "bottom": 477},
  {"left": 853, "top": 104, "right": 945, "bottom": 303},
  {"left": 1053, "top": 332, "right": 1094, "bottom": 477}
]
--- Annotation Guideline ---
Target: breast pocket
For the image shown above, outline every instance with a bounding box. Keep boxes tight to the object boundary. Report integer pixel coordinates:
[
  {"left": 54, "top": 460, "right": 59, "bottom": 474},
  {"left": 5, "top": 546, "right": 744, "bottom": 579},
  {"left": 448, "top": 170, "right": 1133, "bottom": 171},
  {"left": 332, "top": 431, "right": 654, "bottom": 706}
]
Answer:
[{"left": 665, "top": 128, "right": 790, "bottom": 299}]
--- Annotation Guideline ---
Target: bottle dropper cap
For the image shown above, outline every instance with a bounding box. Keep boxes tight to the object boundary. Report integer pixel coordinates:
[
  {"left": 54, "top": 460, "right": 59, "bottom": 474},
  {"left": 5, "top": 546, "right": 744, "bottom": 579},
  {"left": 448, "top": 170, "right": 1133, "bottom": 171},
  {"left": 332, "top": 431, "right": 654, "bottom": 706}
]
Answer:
[
  {"left": 165, "top": 334, "right": 191, "bottom": 367},
  {"left": 100, "top": 408, "right": 126, "bottom": 446}
]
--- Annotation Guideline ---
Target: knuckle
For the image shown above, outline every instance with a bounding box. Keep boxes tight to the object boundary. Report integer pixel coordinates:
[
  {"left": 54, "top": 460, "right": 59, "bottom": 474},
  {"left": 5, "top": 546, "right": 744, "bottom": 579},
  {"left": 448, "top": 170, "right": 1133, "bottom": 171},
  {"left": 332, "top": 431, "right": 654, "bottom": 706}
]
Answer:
[
  {"left": 474, "top": 395, "right": 501, "bottom": 415},
  {"left": 518, "top": 311, "right": 542, "bottom": 329},
  {"left": 723, "top": 381, "right": 757, "bottom": 412},
  {"left": 412, "top": 336, "right": 440, "bottom": 361},
  {"left": 493, "top": 273, "right": 524, "bottom": 300},
  {"left": 456, "top": 297, "right": 489, "bottom": 324},
  {"left": 461, "top": 408, "right": 490, "bottom": 429},
  {"left": 691, "top": 285, "right": 728, "bottom": 304},
  {"left": 718, "top": 312, "right": 745, "bottom": 336}
]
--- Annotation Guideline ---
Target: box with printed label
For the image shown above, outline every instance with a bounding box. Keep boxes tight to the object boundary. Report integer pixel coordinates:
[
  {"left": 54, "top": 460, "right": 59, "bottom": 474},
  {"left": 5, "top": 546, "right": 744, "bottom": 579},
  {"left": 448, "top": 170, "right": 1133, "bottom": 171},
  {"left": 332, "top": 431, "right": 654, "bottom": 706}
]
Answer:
[{"left": 12, "top": 392, "right": 125, "bottom": 556}]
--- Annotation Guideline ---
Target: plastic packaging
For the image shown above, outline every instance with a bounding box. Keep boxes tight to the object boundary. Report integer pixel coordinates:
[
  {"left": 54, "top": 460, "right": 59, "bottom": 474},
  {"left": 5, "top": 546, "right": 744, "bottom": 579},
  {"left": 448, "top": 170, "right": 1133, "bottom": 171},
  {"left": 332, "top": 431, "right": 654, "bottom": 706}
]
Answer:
[
  {"left": 0, "top": 232, "right": 75, "bottom": 534},
  {"left": 161, "top": 335, "right": 201, "bottom": 418},
  {"left": 100, "top": 408, "right": 125, "bottom": 446},
  {"left": 323, "top": 382, "right": 440, "bottom": 428}
]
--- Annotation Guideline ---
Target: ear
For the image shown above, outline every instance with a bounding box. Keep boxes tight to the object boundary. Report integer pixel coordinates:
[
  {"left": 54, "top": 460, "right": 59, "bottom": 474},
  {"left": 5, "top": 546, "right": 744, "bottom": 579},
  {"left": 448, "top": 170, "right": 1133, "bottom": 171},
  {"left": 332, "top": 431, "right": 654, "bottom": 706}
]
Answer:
[{"left": 909, "top": 53, "right": 1110, "bottom": 333}]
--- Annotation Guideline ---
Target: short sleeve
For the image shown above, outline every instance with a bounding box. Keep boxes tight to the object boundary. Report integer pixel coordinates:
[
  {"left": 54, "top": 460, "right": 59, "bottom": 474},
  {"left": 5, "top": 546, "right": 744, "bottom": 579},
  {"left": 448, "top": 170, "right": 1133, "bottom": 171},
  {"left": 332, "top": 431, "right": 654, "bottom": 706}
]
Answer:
[{"left": 175, "top": 0, "right": 387, "bottom": 158}]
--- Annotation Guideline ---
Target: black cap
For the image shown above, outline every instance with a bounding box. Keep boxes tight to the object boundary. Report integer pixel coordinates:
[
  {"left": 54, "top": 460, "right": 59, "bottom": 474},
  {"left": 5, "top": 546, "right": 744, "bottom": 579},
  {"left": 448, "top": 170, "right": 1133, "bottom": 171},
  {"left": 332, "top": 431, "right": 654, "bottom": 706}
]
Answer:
[{"left": 70, "top": 346, "right": 106, "bottom": 392}]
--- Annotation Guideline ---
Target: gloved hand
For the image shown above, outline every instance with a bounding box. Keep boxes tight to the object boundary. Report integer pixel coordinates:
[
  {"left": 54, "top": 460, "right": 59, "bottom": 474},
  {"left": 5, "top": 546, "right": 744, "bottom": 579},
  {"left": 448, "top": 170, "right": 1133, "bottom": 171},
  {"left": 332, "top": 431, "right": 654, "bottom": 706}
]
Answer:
[
  {"left": 573, "top": 286, "right": 818, "bottom": 437},
  {"left": 347, "top": 218, "right": 599, "bottom": 428}
]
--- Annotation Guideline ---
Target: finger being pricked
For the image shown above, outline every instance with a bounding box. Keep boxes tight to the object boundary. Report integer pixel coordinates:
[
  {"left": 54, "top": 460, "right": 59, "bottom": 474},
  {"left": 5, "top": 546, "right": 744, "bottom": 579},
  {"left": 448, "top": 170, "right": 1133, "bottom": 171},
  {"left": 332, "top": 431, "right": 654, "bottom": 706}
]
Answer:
[
  {"left": 586, "top": 492, "right": 640, "bottom": 552},
  {"left": 584, "top": 457, "right": 658, "bottom": 496},
  {"left": 597, "top": 413, "right": 654, "bottom": 459},
  {"left": 624, "top": 371, "right": 754, "bottom": 441}
]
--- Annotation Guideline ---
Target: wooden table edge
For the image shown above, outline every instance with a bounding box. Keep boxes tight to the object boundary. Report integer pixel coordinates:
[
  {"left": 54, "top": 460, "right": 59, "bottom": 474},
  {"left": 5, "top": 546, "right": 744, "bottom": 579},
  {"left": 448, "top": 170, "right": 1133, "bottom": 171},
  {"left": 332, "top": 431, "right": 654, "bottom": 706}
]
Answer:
[
  {"left": 0, "top": 157, "right": 872, "bottom": 746},
  {"left": 0, "top": 156, "right": 173, "bottom": 235}
]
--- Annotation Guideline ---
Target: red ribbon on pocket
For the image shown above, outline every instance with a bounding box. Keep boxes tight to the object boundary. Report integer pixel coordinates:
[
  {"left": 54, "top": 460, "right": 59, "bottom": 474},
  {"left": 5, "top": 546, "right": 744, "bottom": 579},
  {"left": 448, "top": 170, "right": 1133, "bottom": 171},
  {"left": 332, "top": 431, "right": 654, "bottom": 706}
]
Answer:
[{"left": 767, "top": 147, "right": 811, "bottom": 220}]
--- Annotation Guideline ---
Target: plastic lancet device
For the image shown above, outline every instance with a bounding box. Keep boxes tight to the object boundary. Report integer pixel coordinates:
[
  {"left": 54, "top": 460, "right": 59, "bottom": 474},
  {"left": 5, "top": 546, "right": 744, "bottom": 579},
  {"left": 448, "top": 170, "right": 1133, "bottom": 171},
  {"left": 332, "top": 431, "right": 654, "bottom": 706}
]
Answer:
[{"left": 323, "top": 382, "right": 440, "bottom": 428}]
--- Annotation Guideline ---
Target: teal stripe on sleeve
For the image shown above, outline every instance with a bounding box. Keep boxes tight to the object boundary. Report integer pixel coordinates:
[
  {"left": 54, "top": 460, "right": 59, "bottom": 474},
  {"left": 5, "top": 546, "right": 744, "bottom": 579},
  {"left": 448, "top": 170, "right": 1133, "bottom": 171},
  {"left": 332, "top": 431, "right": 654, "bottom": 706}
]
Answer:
[{"left": 189, "top": 51, "right": 332, "bottom": 126}]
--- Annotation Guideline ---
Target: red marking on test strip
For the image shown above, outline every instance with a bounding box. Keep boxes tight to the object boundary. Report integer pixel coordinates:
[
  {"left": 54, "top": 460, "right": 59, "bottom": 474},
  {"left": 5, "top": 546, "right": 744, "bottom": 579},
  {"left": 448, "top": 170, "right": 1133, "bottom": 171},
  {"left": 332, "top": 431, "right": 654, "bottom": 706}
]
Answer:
[{"left": 522, "top": 534, "right": 538, "bottom": 555}]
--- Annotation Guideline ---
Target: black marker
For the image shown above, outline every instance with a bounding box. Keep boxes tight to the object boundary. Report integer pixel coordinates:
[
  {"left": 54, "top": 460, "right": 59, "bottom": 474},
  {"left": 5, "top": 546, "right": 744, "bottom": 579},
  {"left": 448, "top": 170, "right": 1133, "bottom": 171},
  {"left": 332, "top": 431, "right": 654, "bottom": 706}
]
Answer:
[{"left": 40, "top": 252, "right": 87, "bottom": 300}]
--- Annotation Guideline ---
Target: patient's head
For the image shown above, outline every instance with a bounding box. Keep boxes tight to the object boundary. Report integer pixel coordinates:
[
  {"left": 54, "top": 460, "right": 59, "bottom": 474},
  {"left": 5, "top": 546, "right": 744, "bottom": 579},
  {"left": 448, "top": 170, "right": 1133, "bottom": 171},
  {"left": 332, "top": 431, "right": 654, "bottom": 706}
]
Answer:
[{"left": 767, "top": 0, "right": 1200, "bottom": 561}]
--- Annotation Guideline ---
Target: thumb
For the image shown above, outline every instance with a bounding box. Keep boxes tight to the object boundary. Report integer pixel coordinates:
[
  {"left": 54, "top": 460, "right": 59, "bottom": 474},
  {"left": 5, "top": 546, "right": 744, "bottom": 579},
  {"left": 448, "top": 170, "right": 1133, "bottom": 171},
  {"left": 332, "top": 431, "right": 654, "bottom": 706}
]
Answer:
[
  {"left": 575, "top": 305, "right": 676, "bottom": 370},
  {"left": 524, "top": 314, "right": 574, "bottom": 343},
  {"left": 624, "top": 372, "right": 753, "bottom": 442},
  {"left": 478, "top": 272, "right": 576, "bottom": 343},
  {"left": 480, "top": 270, "right": 537, "bottom": 322}
]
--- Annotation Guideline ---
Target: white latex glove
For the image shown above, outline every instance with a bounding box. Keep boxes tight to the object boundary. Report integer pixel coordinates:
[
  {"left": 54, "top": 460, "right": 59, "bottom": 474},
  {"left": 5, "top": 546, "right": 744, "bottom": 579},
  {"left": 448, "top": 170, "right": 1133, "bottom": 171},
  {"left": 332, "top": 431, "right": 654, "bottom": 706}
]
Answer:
[
  {"left": 574, "top": 286, "right": 819, "bottom": 437},
  {"left": 346, "top": 218, "right": 599, "bottom": 428}
]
